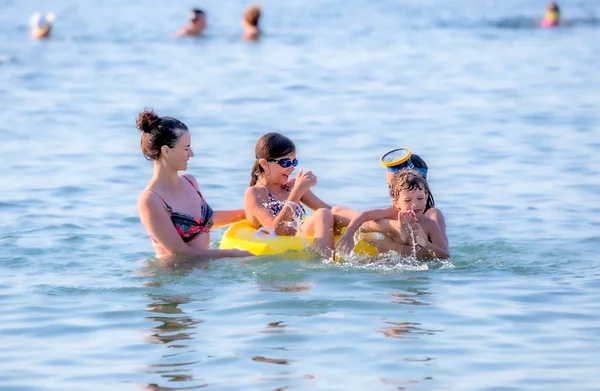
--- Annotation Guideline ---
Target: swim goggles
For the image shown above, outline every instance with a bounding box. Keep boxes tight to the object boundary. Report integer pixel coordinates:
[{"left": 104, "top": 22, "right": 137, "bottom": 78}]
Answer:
[{"left": 269, "top": 158, "right": 298, "bottom": 168}]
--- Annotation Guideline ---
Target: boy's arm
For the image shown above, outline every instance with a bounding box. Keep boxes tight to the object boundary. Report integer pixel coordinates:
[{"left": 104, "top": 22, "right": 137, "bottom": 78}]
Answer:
[
  {"left": 418, "top": 218, "right": 450, "bottom": 259},
  {"left": 366, "top": 218, "right": 449, "bottom": 260}
]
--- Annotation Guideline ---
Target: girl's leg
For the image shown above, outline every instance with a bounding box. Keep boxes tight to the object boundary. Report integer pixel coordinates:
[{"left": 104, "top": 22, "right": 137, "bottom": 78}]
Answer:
[
  {"left": 301, "top": 208, "right": 335, "bottom": 257},
  {"left": 330, "top": 205, "right": 359, "bottom": 235}
]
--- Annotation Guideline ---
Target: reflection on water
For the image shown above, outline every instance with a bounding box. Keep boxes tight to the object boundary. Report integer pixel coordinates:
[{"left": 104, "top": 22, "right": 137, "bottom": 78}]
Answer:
[
  {"left": 142, "top": 294, "right": 207, "bottom": 390},
  {"left": 382, "top": 277, "right": 439, "bottom": 339},
  {"left": 258, "top": 282, "right": 313, "bottom": 293},
  {"left": 252, "top": 356, "right": 291, "bottom": 365},
  {"left": 145, "top": 294, "right": 203, "bottom": 346},
  {"left": 260, "top": 321, "right": 288, "bottom": 335},
  {"left": 490, "top": 16, "right": 600, "bottom": 29},
  {"left": 388, "top": 291, "right": 430, "bottom": 306},
  {"left": 380, "top": 376, "right": 434, "bottom": 390},
  {"left": 380, "top": 321, "right": 441, "bottom": 339},
  {"left": 439, "top": 16, "right": 600, "bottom": 29},
  {"left": 143, "top": 257, "right": 213, "bottom": 276}
]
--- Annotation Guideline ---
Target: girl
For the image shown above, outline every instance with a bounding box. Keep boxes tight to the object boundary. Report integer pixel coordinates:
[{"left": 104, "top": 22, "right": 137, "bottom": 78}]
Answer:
[
  {"left": 136, "top": 109, "right": 252, "bottom": 262},
  {"left": 244, "top": 133, "right": 336, "bottom": 257},
  {"left": 336, "top": 169, "right": 449, "bottom": 260}
]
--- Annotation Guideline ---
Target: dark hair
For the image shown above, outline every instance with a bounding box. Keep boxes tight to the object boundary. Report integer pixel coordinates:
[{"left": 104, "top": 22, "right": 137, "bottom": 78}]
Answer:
[
  {"left": 548, "top": 2, "right": 560, "bottom": 12},
  {"left": 190, "top": 8, "right": 205, "bottom": 22},
  {"left": 410, "top": 154, "right": 435, "bottom": 210},
  {"left": 136, "top": 109, "right": 188, "bottom": 161},
  {"left": 389, "top": 169, "right": 433, "bottom": 209},
  {"left": 250, "top": 132, "right": 295, "bottom": 186},
  {"left": 410, "top": 154, "right": 428, "bottom": 173},
  {"left": 244, "top": 5, "right": 261, "bottom": 27}
]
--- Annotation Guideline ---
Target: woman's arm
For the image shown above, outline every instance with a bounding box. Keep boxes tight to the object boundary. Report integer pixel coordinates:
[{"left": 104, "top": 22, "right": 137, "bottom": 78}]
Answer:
[
  {"left": 212, "top": 210, "right": 246, "bottom": 228},
  {"left": 139, "top": 191, "right": 251, "bottom": 259},
  {"left": 244, "top": 187, "right": 299, "bottom": 235},
  {"left": 181, "top": 174, "right": 245, "bottom": 229}
]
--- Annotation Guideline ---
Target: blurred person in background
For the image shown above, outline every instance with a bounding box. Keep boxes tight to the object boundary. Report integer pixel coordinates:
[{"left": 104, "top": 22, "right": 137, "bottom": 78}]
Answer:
[
  {"left": 176, "top": 8, "right": 206, "bottom": 37},
  {"left": 242, "top": 5, "right": 261, "bottom": 41},
  {"left": 30, "top": 12, "right": 55, "bottom": 39},
  {"left": 541, "top": 2, "right": 560, "bottom": 28}
]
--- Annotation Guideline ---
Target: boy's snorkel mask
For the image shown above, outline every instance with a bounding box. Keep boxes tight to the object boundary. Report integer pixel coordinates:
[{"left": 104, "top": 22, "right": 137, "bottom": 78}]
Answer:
[{"left": 380, "top": 147, "right": 428, "bottom": 178}]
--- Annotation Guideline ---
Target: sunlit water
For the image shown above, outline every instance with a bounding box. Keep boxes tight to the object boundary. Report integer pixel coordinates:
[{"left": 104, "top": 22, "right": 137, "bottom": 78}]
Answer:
[{"left": 1, "top": 0, "right": 600, "bottom": 390}]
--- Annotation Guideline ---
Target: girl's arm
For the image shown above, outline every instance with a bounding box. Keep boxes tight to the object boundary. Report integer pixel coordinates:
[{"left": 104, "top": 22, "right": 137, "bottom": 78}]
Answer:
[
  {"left": 300, "top": 189, "right": 332, "bottom": 210},
  {"left": 138, "top": 191, "right": 251, "bottom": 259},
  {"left": 212, "top": 210, "right": 246, "bottom": 228},
  {"left": 243, "top": 187, "right": 299, "bottom": 235}
]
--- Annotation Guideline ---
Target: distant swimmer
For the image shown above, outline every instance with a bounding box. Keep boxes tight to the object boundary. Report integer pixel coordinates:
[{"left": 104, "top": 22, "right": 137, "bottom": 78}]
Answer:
[
  {"left": 30, "top": 12, "right": 55, "bottom": 39},
  {"left": 541, "top": 2, "right": 560, "bottom": 28},
  {"left": 242, "top": 5, "right": 261, "bottom": 41},
  {"left": 176, "top": 8, "right": 206, "bottom": 37}
]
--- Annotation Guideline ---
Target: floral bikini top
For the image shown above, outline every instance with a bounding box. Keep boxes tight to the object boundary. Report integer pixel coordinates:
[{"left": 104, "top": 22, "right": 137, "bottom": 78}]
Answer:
[
  {"left": 265, "top": 184, "right": 306, "bottom": 221},
  {"left": 151, "top": 177, "right": 214, "bottom": 243}
]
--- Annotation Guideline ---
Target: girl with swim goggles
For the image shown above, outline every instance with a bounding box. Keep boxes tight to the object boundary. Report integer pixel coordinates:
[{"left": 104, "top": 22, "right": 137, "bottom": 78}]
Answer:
[{"left": 245, "top": 132, "right": 338, "bottom": 257}]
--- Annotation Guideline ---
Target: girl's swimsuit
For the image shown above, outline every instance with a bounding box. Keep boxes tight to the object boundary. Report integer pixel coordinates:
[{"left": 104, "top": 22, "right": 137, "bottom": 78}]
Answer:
[
  {"left": 265, "top": 184, "right": 306, "bottom": 221},
  {"left": 150, "top": 177, "right": 214, "bottom": 243}
]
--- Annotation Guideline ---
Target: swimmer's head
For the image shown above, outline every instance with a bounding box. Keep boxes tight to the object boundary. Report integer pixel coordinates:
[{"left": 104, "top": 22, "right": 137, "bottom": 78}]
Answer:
[
  {"left": 547, "top": 2, "right": 560, "bottom": 13},
  {"left": 136, "top": 109, "right": 189, "bottom": 161},
  {"left": 544, "top": 2, "right": 560, "bottom": 23},
  {"left": 190, "top": 8, "right": 205, "bottom": 23},
  {"left": 388, "top": 169, "right": 431, "bottom": 213},
  {"left": 251, "top": 132, "right": 296, "bottom": 186},
  {"left": 30, "top": 12, "right": 55, "bottom": 39},
  {"left": 244, "top": 5, "right": 261, "bottom": 28},
  {"left": 383, "top": 152, "right": 435, "bottom": 211}
]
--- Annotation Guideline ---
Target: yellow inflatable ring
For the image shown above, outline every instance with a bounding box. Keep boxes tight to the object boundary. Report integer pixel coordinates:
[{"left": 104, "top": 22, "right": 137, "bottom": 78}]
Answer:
[{"left": 219, "top": 220, "right": 378, "bottom": 257}]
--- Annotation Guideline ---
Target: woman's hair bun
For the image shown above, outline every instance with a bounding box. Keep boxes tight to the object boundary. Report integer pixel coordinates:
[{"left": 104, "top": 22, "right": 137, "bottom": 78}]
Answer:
[{"left": 136, "top": 109, "right": 160, "bottom": 133}]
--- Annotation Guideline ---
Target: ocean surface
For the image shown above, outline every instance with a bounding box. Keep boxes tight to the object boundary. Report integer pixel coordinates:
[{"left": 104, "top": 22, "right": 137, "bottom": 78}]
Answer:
[{"left": 1, "top": 0, "right": 600, "bottom": 390}]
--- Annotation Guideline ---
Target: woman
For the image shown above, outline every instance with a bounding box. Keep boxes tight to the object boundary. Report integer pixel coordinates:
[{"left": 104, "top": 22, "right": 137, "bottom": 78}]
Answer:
[{"left": 136, "top": 109, "right": 251, "bottom": 261}]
